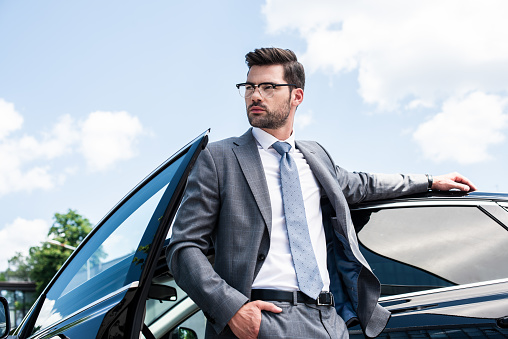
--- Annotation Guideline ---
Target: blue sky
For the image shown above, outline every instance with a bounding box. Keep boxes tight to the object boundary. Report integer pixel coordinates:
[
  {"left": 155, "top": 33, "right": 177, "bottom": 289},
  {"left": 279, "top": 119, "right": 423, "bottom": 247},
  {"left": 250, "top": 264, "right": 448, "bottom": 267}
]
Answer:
[{"left": 1, "top": 0, "right": 507, "bottom": 270}]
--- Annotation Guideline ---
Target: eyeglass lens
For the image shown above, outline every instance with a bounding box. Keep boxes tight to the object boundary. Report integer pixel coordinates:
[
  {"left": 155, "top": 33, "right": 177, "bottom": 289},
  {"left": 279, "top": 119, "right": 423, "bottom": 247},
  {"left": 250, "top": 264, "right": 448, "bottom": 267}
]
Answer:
[{"left": 239, "top": 84, "right": 275, "bottom": 98}]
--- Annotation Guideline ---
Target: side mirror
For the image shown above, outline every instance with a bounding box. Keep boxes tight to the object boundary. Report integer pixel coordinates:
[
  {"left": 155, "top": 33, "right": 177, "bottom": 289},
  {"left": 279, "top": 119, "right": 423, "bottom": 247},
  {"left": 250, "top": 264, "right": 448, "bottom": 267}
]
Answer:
[
  {"left": 171, "top": 327, "right": 198, "bottom": 339},
  {"left": 0, "top": 297, "right": 11, "bottom": 339}
]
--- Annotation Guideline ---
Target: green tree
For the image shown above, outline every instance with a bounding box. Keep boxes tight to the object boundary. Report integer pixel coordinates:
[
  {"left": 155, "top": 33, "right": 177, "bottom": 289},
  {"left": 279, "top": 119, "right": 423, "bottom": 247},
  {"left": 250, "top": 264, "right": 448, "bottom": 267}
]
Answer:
[
  {"left": 5, "top": 252, "right": 31, "bottom": 281},
  {"left": 48, "top": 210, "right": 92, "bottom": 246},
  {"left": 27, "top": 209, "right": 93, "bottom": 295}
]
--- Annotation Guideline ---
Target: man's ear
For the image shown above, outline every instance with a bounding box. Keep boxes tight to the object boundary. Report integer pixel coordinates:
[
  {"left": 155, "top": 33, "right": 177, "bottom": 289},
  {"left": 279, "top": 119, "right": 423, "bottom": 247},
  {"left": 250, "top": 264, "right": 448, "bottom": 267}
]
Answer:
[{"left": 292, "top": 88, "right": 304, "bottom": 107}]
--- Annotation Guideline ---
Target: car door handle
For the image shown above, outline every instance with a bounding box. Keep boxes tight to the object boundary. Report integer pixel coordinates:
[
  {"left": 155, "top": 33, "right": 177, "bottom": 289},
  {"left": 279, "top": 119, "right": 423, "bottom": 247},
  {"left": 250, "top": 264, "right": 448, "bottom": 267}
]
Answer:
[{"left": 50, "top": 335, "right": 70, "bottom": 339}]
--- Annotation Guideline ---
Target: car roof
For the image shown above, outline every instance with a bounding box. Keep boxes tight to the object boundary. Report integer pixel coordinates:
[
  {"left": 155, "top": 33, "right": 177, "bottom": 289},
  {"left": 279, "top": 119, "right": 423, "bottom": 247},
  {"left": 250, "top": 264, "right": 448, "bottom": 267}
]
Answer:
[{"left": 350, "top": 191, "right": 508, "bottom": 208}]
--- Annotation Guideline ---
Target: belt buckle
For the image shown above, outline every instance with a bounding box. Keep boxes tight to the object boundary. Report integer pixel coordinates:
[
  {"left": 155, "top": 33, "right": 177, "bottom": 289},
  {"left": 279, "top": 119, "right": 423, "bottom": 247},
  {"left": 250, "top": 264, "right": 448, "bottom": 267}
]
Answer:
[{"left": 317, "top": 292, "right": 334, "bottom": 306}]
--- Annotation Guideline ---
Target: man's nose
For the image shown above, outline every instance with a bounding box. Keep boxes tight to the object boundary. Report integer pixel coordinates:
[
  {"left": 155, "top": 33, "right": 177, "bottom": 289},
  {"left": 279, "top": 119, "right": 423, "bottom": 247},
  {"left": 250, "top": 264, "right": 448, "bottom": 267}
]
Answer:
[{"left": 250, "top": 86, "right": 263, "bottom": 101}]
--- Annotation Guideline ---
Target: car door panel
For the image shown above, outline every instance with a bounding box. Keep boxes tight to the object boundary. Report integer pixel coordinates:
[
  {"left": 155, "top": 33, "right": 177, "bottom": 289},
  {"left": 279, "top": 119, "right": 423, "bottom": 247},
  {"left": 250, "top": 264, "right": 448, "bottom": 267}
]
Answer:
[
  {"left": 382, "top": 279, "right": 508, "bottom": 320},
  {"left": 29, "top": 288, "right": 128, "bottom": 339}
]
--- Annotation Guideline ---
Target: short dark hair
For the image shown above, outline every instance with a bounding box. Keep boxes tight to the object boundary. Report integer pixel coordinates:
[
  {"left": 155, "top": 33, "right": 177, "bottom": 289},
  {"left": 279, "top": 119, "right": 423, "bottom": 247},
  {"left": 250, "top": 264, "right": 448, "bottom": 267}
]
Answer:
[{"left": 245, "top": 47, "right": 305, "bottom": 90}]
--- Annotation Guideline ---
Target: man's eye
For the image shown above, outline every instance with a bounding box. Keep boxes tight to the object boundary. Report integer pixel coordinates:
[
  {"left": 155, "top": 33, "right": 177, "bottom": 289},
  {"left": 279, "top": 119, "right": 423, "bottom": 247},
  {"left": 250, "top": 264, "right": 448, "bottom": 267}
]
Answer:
[
  {"left": 245, "top": 85, "right": 254, "bottom": 90},
  {"left": 261, "top": 84, "right": 275, "bottom": 90}
]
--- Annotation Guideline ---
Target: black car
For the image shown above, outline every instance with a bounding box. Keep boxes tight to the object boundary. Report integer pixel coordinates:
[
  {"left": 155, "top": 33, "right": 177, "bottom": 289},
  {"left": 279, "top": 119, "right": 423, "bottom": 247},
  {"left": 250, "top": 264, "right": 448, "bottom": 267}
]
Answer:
[
  {"left": 1, "top": 130, "right": 507, "bottom": 338},
  {"left": 349, "top": 191, "right": 508, "bottom": 337}
]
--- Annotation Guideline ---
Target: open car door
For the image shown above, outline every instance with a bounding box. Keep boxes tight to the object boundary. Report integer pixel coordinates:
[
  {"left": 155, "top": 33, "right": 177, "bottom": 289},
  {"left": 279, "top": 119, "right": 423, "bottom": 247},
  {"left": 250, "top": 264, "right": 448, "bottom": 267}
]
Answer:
[{"left": 10, "top": 130, "right": 209, "bottom": 339}]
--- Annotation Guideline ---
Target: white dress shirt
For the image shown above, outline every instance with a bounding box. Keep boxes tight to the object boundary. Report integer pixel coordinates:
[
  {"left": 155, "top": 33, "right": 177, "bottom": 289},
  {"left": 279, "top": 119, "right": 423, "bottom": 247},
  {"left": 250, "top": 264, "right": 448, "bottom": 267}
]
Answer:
[{"left": 251, "top": 127, "right": 330, "bottom": 292}]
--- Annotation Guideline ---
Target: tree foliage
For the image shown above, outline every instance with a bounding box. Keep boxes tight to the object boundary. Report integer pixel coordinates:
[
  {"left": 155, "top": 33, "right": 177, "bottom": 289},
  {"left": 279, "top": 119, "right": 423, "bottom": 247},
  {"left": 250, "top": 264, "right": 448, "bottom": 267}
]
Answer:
[
  {"left": 4, "top": 252, "right": 31, "bottom": 281},
  {"left": 5, "top": 209, "right": 93, "bottom": 295},
  {"left": 48, "top": 210, "right": 92, "bottom": 247}
]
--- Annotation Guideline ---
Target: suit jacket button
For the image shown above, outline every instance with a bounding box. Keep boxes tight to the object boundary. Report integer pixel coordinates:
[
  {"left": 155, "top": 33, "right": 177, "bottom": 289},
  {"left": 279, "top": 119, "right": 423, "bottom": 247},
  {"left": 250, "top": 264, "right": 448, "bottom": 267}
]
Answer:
[{"left": 257, "top": 253, "right": 266, "bottom": 261}]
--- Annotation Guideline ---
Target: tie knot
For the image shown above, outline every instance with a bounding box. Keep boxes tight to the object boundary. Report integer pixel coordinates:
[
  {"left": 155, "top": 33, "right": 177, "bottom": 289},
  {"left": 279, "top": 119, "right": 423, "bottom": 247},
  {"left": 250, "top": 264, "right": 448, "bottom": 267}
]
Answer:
[{"left": 272, "top": 141, "right": 292, "bottom": 156}]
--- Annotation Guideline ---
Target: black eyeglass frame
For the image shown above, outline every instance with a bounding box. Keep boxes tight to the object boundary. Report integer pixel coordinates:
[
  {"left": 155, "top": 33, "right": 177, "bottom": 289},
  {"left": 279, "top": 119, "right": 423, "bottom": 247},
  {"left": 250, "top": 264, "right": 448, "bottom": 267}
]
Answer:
[{"left": 235, "top": 82, "right": 298, "bottom": 98}]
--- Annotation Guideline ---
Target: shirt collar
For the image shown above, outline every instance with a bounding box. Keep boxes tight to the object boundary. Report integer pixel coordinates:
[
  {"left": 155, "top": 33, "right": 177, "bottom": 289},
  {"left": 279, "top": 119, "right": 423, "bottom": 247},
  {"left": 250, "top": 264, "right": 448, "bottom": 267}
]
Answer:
[{"left": 252, "top": 127, "right": 296, "bottom": 152}]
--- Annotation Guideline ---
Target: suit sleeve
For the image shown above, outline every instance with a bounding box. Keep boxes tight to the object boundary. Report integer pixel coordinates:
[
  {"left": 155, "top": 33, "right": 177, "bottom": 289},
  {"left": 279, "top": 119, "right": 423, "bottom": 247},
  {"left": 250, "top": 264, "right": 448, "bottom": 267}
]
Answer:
[
  {"left": 166, "top": 147, "right": 249, "bottom": 334},
  {"left": 336, "top": 167, "right": 429, "bottom": 204}
]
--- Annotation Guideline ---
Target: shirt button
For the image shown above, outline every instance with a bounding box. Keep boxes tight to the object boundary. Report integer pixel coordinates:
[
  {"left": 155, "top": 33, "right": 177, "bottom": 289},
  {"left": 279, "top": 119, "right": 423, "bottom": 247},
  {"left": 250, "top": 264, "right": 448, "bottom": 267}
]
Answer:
[{"left": 257, "top": 253, "right": 266, "bottom": 261}]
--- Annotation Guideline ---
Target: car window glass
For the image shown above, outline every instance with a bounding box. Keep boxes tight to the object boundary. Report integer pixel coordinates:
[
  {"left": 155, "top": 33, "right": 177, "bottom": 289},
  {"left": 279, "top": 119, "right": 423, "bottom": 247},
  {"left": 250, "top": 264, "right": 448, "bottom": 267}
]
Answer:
[
  {"left": 145, "top": 279, "right": 185, "bottom": 326},
  {"left": 61, "top": 185, "right": 168, "bottom": 297},
  {"left": 165, "top": 199, "right": 185, "bottom": 241},
  {"left": 165, "top": 212, "right": 177, "bottom": 240},
  {"left": 481, "top": 204, "right": 508, "bottom": 228},
  {"left": 144, "top": 278, "right": 205, "bottom": 338},
  {"left": 32, "top": 155, "right": 185, "bottom": 333},
  {"left": 178, "top": 310, "right": 206, "bottom": 338},
  {"left": 353, "top": 206, "right": 508, "bottom": 295},
  {"left": 499, "top": 201, "right": 508, "bottom": 212}
]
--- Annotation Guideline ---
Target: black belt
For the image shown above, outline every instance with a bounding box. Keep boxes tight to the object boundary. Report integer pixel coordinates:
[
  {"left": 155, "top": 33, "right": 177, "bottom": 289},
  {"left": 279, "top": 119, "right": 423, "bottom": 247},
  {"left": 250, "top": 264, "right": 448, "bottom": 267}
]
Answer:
[{"left": 251, "top": 289, "right": 334, "bottom": 306}]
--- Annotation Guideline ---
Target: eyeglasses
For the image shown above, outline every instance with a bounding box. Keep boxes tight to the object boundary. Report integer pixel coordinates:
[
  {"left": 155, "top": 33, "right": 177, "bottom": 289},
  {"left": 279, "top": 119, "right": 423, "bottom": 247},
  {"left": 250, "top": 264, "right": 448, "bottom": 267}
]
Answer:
[{"left": 235, "top": 82, "right": 297, "bottom": 98}]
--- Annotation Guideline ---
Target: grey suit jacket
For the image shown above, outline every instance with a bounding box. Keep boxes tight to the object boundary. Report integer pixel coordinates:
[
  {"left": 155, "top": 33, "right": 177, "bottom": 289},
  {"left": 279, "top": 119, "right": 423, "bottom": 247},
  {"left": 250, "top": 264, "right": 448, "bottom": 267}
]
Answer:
[{"left": 167, "top": 129, "right": 428, "bottom": 338}]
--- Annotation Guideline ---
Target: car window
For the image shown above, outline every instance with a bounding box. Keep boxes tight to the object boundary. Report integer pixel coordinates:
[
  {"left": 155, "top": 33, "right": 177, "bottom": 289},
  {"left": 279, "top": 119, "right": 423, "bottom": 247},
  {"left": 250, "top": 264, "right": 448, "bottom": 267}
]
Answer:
[
  {"left": 178, "top": 310, "right": 206, "bottom": 338},
  {"left": 352, "top": 205, "right": 508, "bottom": 295},
  {"left": 31, "top": 155, "right": 186, "bottom": 334},
  {"left": 144, "top": 279, "right": 185, "bottom": 327},
  {"left": 144, "top": 279, "right": 205, "bottom": 338}
]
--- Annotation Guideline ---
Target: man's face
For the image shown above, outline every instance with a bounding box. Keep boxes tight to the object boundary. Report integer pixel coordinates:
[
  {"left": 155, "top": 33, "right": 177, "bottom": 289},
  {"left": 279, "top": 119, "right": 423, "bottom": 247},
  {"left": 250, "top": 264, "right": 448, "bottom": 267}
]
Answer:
[{"left": 245, "top": 65, "right": 292, "bottom": 130}]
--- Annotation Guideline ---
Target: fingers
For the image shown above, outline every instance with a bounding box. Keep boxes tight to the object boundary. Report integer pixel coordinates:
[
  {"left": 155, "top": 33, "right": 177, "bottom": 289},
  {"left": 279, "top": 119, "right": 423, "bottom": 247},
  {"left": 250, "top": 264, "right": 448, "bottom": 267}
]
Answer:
[
  {"left": 228, "top": 303, "right": 262, "bottom": 339},
  {"left": 252, "top": 300, "right": 282, "bottom": 313},
  {"left": 452, "top": 182, "right": 471, "bottom": 192},
  {"left": 432, "top": 172, "right": 477, "bottom": 192},
  {"left": 228, "top": 301, "right": 282, "bottom": 339},
  {"left": 447, "top": 172, "right": 477, "bottom": 192},
  {"left": 453, "top": 173, "right": 477, "bottom": 191}
]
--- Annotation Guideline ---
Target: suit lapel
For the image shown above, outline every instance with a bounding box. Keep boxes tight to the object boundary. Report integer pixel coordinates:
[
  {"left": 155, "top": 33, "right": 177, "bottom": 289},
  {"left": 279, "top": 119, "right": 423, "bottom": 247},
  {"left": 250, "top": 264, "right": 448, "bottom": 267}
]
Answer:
[
  {"left": 296, "top": 140, "right": 337, "bottom": 202},
  {"left": 232, "top": 129, "right": 272, "bottom": 234},
  {"left": 297, "top": 140, "right": 352, "bottom": 236}
]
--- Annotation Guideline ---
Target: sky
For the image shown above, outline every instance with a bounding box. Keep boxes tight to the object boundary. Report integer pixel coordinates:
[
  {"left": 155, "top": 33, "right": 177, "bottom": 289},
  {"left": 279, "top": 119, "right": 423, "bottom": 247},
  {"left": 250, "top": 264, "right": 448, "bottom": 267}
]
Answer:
[{"left": 1, "top": 0, "right": 507, "bottom": 271}]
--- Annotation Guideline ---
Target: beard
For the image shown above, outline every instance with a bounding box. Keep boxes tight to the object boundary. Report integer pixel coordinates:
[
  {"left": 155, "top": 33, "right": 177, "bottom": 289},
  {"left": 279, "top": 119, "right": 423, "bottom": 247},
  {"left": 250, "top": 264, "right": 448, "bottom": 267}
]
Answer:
[{"left": 247, "top": 98, "right": 291, "bottom": 130}]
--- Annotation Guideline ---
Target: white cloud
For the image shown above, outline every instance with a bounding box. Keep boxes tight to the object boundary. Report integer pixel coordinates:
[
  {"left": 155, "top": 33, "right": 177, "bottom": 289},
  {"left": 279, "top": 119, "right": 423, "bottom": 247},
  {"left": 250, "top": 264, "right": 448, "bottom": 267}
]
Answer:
[
  {"left": 0, "top": 111, "right": 74, "bottom": 196},
  {"left": 80, "top": 111, "right": 144, "bottom": 172},
  {"left": 262, "top": 0, "right": 508, "bottom": 111},
  {"left": 0, "top": 99, "right": 145, "bottom": 196},
  {"left": 262, "top": 0, "right": 508, "bottom": 163},
  {"left": 0, "top": 218, "right": 49, "bottom": 271},
  {"left": 413, "top": 92, "right": 508, "bottom": 164},
  {"left": 0, "top": 98, "right": 23, "bottom": 140},
  {"left": 405, "top": 99, "right": 433, "bottom": 111}
]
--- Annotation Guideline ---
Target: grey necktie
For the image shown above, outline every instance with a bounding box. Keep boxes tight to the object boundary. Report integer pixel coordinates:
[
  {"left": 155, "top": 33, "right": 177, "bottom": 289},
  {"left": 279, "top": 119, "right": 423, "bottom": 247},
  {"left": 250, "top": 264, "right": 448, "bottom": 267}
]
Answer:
[{"left": 272, "top": 141, "right": 323, "bottom": 299}]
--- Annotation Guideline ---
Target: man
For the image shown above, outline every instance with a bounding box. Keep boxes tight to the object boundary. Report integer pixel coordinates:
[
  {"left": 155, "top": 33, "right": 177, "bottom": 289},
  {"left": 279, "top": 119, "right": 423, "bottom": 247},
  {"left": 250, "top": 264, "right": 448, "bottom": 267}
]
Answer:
[{"left": 167, "top": 47, "right": 476, "bottom": 339}]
